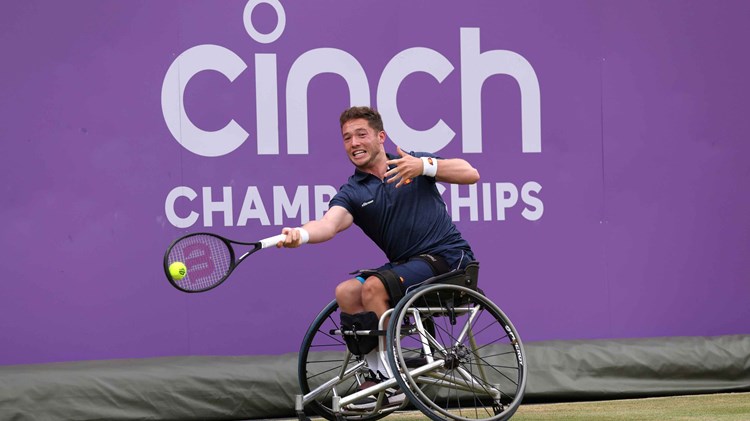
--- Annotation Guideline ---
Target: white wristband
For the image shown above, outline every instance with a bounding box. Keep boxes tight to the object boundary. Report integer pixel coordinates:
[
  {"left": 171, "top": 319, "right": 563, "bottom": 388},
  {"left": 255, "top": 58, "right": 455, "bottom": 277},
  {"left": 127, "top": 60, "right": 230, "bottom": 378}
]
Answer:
[
  {"left": 297, "top": 227, "right": 310, "bottom": 245},
  {"left": 421, "top": 156, "right": 438, "bottom": 177}
]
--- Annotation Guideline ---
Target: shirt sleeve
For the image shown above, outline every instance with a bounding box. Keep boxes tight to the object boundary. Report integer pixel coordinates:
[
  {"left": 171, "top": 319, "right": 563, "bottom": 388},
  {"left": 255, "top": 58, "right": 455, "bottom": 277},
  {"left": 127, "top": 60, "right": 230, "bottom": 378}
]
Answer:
[{"left": 329, "top": 183, "right": 355, "bottom": 215}]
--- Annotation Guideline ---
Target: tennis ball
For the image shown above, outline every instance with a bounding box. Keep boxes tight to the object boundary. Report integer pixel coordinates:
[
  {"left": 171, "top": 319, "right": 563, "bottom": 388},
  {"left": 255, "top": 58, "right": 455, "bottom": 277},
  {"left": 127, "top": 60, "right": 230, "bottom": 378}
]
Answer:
[{"left": 169, "top": 261, "right": 187, "bottom": 281}]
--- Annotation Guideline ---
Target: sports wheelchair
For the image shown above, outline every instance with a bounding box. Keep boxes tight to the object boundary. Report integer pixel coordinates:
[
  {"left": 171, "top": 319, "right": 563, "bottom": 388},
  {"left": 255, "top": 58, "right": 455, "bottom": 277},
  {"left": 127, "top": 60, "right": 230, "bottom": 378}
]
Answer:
[{"left": 295, "top": 262, "right": 527, "bottom": 421}]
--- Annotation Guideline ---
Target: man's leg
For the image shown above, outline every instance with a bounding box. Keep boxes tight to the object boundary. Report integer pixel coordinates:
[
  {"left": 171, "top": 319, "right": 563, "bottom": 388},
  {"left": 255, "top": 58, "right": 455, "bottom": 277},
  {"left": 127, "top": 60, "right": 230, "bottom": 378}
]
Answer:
[
  {"left": 335, "top": 278, "right": 400, "bottom": 410},
  {"left": 361, "top": 276, "right": 390, "bottom": 317},
  {"left": 335, "top": 278, "right": 365, "bottom": 314},
  {"left": 334, "top": 277, "right": 388, "bottom": 382},
  {"left": 335, "top": 279, "right": 380, "bottom": 358}
]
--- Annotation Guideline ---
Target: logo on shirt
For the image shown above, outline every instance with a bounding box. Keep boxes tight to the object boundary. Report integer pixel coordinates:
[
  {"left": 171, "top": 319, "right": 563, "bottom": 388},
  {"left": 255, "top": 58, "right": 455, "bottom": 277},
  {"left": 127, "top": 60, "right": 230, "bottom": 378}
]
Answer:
[{"left": 361, "top": 199, "right": 374, "bottom": 207}]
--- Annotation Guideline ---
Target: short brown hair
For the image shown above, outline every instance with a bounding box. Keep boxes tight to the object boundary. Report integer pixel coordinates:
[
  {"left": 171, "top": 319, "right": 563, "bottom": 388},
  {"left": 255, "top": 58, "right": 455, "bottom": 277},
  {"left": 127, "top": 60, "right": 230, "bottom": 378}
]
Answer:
[{"left": 339, "top": 106, "right": 384, "bottom": 132}]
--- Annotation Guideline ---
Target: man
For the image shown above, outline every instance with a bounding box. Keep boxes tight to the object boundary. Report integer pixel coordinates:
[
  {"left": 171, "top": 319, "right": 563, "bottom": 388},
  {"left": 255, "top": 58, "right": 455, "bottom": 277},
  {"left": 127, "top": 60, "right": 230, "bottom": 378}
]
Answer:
[{"left": 279, "top": 106, "right": 479, "bottom": 407}]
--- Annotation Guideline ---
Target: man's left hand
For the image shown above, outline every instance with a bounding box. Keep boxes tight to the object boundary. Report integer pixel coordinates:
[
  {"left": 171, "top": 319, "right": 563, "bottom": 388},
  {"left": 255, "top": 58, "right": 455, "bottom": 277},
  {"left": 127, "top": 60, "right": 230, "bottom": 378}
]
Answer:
[{"left": 385, "top": 146, "right": 421, "bottom": 188}]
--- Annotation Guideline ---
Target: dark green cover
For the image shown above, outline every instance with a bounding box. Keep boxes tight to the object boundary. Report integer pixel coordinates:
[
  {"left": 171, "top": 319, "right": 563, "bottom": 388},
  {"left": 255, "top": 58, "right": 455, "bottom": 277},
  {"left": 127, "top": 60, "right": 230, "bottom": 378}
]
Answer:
[{"left": 1, "top": 335, "right": 748, "bottom": 420}]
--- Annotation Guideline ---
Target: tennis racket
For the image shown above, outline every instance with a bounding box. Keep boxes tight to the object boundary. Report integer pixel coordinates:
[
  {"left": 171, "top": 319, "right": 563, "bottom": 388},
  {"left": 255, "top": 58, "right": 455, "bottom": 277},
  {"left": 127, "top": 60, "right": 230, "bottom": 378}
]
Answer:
[{"left": 163, "top": 232, "right": 286, "bottom": 293}]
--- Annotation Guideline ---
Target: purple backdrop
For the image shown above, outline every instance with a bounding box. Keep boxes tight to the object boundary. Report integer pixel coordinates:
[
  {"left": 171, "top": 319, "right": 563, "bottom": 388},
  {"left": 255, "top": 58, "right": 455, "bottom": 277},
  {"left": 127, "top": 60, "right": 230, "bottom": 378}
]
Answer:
[{"left": 1, "top": 0, "right": 748, "bottom": 366}]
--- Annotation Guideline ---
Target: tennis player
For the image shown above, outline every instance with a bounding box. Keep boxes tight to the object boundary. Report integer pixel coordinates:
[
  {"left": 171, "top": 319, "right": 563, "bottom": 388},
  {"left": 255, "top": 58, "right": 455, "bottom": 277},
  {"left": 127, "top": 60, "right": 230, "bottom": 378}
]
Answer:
[{"left": 279, "top": 106, "right": 479, "bottom": 408}]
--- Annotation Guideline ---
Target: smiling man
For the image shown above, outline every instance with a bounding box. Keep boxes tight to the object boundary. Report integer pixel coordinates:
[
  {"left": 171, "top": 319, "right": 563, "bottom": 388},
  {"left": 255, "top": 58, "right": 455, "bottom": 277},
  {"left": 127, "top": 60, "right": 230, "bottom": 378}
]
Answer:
[{"left": 278, "top": 105, "right": 479, "bottom": 408}]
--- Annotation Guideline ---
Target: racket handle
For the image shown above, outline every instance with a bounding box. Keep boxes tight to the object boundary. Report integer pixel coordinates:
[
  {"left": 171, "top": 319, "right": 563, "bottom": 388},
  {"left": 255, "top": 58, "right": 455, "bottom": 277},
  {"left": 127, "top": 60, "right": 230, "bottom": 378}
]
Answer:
[{"left": 260, "top": 234, "right": 287, "bottom": 249}]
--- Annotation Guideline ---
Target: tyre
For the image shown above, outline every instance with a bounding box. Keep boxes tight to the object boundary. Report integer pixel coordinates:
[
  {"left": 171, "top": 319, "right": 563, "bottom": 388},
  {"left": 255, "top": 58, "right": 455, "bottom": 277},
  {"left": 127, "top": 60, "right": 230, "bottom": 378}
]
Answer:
[{"left": 386, "top": 284, "right": 527, "bottom": 421}]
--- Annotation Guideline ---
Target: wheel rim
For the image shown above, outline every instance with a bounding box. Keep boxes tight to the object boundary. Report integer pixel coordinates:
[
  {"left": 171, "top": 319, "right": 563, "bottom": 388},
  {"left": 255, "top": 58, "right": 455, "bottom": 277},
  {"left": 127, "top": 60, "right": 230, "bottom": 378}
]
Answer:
[
  {"left": 387, "top": 285, "right": 527, "bottom": 421},
  {"left": 298, "top": 300, "right": 388, "bottom": 421}
]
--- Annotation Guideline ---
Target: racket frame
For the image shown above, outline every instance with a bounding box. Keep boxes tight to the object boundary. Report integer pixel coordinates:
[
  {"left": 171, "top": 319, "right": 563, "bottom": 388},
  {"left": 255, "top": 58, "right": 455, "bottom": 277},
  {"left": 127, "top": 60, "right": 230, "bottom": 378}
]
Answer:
[{"left": 163, "top": 232, "right": 285, "bottom": 293}]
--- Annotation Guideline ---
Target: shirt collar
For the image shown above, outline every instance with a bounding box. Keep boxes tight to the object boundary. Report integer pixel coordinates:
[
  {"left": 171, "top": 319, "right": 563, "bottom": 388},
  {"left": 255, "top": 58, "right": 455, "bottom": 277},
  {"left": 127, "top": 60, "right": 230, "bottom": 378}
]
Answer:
[{"left": 352, "top": 152, "right": 399, "bottom": 183}]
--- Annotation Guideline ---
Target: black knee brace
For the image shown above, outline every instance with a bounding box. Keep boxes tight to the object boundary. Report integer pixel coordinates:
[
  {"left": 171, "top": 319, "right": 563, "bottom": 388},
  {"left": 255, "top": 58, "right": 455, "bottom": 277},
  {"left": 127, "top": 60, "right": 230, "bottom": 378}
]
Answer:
[
  {"left": 373, "top": 269, "right": 404, "bottom": 307},
  {"left": 358, "top": 269, "right": 404, "bottom": 307},
  {"left": 340, "top": 311, "right": 379, "bottom": 355}
]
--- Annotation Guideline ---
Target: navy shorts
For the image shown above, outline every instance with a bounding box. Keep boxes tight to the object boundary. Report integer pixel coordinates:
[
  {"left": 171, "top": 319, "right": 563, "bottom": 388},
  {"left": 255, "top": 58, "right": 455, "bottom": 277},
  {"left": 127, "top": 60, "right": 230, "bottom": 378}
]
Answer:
[
  {"left": 356, "top": 258, "right": 435, "bottom": 289},
  {"left": 355, "top": 249, "right": 473, "bottom": 292}
]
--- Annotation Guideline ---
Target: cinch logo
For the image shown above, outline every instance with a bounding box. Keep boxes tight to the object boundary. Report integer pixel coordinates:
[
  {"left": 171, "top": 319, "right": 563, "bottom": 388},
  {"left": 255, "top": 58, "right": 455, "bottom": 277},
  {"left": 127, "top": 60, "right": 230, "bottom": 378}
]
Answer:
[{"left": 160, "top": 0, "right": 541, "bottom": 157}]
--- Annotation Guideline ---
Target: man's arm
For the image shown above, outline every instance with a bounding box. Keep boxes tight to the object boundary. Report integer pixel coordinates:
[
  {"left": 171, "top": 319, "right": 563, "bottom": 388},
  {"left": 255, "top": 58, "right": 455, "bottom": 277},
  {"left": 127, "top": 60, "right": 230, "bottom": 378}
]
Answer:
[
  {"left": 433, "top": 158, "right": 480, "bottom": 185},
  {"left": 278, "top": 205, "right": 354, "bottom": 248},
  {"left": 385, "top": 146, "right": 480, "bottom": 187}
]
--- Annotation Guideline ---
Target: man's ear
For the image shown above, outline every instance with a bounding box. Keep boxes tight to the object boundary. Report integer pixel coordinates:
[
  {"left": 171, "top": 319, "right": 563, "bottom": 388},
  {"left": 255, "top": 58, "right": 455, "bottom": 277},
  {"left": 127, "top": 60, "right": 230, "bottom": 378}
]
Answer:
[{"left": 378, "top": 130, "right": 386, "bottom": 144}]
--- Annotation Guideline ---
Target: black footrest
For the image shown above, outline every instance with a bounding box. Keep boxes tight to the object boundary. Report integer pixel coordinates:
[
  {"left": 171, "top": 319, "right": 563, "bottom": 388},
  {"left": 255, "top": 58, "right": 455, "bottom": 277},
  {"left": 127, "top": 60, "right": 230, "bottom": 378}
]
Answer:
[{"left": 330, "top": 328, "right": 387, "bottom": 336}]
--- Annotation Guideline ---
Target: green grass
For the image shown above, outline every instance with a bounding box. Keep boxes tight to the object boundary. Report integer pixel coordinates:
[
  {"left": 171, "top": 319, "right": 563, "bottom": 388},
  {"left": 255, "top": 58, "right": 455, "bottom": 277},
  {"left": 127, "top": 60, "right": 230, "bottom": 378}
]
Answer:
[
  {"left": 509, "top": 392, "right": 750, "bottom": 421},
  {"left": 361, "top": 392, "right": 750, "bottom": 421}
]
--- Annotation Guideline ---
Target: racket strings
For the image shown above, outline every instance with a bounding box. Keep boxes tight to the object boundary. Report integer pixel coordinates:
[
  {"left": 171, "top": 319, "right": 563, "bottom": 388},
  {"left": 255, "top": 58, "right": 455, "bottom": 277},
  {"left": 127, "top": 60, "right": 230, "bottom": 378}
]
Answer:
[{"left": 167, "top": 234, "right": 233, "bottom": 291}]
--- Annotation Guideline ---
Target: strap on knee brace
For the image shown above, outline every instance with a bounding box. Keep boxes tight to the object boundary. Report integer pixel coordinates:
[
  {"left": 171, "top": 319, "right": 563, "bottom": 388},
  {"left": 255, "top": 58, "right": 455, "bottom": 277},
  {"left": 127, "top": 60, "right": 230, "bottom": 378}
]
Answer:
[
  {"left": 340, "top": 312, "right": 379, "bottom": 355},
  {"left": 374, "top": 269, "right": 404, "bottom": 307}
]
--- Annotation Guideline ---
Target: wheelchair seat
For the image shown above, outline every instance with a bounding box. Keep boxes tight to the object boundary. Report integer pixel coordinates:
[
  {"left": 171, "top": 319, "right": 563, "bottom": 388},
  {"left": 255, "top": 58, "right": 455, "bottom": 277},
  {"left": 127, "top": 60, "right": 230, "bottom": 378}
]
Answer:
[
  {"left": 412, "top": 261, "right": 480, "bottom": 307},
  {"left": 422, "top": 260, "right": 479, "bottom": 290}
]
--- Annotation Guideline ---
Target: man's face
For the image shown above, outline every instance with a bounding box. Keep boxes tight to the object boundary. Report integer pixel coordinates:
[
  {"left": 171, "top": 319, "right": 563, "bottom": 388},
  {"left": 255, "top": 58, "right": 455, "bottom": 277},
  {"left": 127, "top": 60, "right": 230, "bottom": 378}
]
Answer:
[{"left": 341, "top": 118, "right": 384, "bottom": 169}]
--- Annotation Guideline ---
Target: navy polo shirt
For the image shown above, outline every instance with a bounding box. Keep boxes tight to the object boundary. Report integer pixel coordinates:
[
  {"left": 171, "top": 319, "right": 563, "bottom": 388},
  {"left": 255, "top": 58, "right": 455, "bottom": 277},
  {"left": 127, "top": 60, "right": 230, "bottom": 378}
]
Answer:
[{"left": 329, "top": 151, "right": 474, "bottom": 268}]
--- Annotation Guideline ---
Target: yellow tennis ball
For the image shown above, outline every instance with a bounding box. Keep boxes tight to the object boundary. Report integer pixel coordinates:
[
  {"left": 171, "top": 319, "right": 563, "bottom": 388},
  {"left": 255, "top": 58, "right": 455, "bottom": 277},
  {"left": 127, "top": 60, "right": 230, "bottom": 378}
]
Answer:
[{"left": 169, "top": 262, "right": 187, "bottom": 281}]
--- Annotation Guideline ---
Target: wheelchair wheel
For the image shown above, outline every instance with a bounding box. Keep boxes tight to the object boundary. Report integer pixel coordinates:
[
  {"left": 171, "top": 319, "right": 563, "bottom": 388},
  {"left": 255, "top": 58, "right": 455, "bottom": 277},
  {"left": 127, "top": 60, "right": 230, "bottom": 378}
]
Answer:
[
  {"left": 386, "top": 284, "right": 527, "bottom": 421},
  {"left": 298, "top": 299, "right": 389, "bottom": 421}
]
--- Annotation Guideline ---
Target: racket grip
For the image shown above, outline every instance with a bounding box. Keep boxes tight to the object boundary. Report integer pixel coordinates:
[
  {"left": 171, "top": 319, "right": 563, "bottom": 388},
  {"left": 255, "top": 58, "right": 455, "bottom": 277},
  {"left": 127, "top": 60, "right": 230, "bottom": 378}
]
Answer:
[{"left": 260, "top": 234, "right": 287, "bottom": 249}]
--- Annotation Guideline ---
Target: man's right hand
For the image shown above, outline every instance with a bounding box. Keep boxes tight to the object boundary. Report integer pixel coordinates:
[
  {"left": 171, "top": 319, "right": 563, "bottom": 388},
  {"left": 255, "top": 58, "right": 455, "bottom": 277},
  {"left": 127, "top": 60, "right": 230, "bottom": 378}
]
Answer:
[{"left": 278, "top": 227, "right": 305, "bottom": 248}]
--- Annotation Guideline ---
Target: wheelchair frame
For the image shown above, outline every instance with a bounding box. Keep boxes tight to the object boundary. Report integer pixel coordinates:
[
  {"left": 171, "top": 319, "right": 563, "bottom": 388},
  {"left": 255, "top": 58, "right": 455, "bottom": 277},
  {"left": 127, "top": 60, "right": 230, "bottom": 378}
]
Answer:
[{"left": 295, "top": 263, "right": 527, "bottom": 421}]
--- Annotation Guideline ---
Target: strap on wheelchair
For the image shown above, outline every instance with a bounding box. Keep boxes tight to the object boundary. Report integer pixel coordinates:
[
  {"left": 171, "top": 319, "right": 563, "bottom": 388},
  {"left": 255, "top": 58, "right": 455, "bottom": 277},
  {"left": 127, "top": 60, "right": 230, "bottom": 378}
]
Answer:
[
  {"left": 339, "top": 312, "right": 379, "bottom": 355},
  {"left": 409, "top": 253, "right": 451, "bottom": 276}
]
